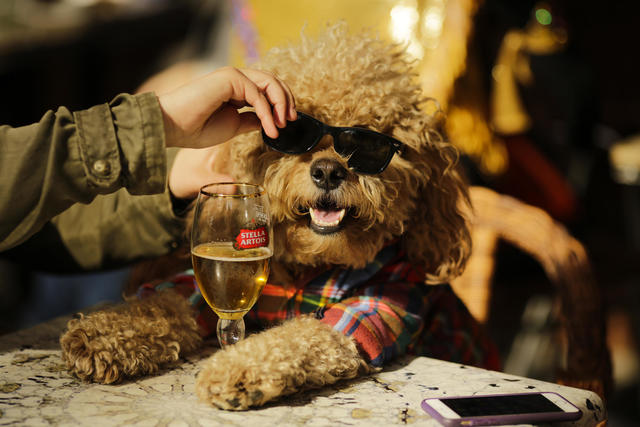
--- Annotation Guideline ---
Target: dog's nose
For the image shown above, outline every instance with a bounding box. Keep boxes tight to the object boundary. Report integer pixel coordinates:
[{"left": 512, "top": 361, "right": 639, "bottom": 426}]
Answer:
[{"left": 310, "top": 158, "right": 347, "bottom": 191}]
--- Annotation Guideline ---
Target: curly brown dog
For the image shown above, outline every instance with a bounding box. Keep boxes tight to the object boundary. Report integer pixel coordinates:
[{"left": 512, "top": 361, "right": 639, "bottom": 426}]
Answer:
[{"left": 60, "top": 24, "right": 499, "bottom": 410}]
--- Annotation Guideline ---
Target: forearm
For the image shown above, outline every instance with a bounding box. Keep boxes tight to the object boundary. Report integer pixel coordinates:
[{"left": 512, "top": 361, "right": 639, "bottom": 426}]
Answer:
[
  {"left": 50, "top": 187, "right": 184, "bottom": 270},
  {"left": 2, "top": 149, "right": 185, "bottom": 272},
  {"left": 0, "top": 92, "right": 166, "bottom": 252}
]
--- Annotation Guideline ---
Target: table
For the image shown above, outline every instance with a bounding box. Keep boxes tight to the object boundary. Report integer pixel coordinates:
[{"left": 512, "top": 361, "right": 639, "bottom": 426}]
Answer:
[{"left": 0, "top": 313, "right": 606, "bottom": 426}]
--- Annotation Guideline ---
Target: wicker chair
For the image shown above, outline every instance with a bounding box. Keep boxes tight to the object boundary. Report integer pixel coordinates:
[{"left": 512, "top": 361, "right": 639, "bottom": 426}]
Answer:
[{"left": 451, "top": 186, "right": 612, "bottom": 399}]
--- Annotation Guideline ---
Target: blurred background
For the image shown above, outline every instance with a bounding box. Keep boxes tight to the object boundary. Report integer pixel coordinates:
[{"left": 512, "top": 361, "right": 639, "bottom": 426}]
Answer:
[{"left": 0, "top": 0, "right": 638, "bottom": 424}]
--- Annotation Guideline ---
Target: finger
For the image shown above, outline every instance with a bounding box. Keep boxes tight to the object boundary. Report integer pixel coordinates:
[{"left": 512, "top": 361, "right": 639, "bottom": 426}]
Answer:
[
  {"left": 249, "top": 74, "right": 287, "bottom": 128},
  {"left": 275, "top": 76, "right": 297, "bottom": 121},
  {"left": 264, "top": 75, "right": 296, "bottom": 124},
  {"left": 234, "top": 111, "right": 261, "bottom": 135},
  {"left": 197, "top": 105, "right": 260, "bottom": 145},
  {"left": 251, "top": 90, "right": 280, "bottom": 138},
  {"left": 241, "top": 69, "right": 294, "bottom": 127},
  {"left": 228, "top": 70, "right": 279, "bottom": 138}
]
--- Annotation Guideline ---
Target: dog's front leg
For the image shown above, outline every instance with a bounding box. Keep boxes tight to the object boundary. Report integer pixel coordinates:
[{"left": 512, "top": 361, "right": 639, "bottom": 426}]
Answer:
[
  {"left": 196, "top": 316, "right": 372, "bottom": 410},
  {"left": 60, "top": 290, "right": 202, "bottom": 383}
]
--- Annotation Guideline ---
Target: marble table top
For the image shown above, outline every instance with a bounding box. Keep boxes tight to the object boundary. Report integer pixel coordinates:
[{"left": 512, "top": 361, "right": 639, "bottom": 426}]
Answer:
[{"left": 0, "top": 313, "right": 605, "bottom": 426}]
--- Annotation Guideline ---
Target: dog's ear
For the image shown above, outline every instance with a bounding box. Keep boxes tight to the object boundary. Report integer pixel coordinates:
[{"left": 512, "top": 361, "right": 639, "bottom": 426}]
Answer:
[{"left": 401, "top": 140, "right": 472, "bottom": 284}]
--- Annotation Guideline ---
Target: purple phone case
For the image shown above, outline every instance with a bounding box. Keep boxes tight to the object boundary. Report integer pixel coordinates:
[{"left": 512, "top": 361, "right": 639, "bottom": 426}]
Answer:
[{"left": 421, "top": 392, "right": 582, "bottom": 426}]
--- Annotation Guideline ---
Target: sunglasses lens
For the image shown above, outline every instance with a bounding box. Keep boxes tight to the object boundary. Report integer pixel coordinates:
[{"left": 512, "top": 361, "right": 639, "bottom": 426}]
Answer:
[
  {"left": 262, "top": 115, "right": 323, "bottom": 154},
  {"left": 335, "top": 130, "right": 395, "bottom": 174}
]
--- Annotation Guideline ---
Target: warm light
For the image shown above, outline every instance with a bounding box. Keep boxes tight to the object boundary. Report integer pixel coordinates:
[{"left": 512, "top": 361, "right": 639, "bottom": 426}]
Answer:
[
  {"left": 422, "top": 5, "right": 444, "bottom": 47},
  {"left": 389, "top": 3, "right": 424, "bottom": 59},
  {"left": 406, "top": 41, "right": 425, "bottom": 59},
  {"left": 423, "top": 10, "right": 443, "bottom": 35},
  {"left": 491, "top": 64, "right": 507, "bottom": 82},
  {"left": 447, "top": 107, "right": 508, "bottom": 176},
  {"left": 535, "top": 8, "right": 552, "bottom": 26},
  {"left": 390, "top": 4, "right": 419, "bottom": 42}
]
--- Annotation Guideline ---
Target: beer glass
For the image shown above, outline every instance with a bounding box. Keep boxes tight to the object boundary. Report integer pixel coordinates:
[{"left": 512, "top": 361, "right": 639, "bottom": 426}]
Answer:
[{"left": 191, "top": 183, "right": 272, "bottom": 347}]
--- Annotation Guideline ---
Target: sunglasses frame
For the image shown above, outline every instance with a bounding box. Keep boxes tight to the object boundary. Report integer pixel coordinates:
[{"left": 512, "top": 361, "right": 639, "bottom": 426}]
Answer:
[{"left": 262, "top": 111, "right": 405, "bottom": 175}]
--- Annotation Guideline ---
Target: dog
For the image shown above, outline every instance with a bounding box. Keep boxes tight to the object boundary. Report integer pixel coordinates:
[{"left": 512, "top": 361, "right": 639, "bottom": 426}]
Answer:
[{"left": 60, "top": 23, "right": 499, "bottom": 410}]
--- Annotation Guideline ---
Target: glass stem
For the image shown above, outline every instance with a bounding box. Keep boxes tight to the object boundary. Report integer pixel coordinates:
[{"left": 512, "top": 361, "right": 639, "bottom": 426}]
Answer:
[{"left": 216, "top": 318, "right": 245, "bottom": 348}]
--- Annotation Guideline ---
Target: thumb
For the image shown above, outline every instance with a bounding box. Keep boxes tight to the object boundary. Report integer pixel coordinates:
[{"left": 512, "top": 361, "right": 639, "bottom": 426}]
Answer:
[
  {"left": 234, "top": 111, "right": 261, "bottom": 135},
  {"left": 196, "top": 107, "right": 262, "bottom": 147}
]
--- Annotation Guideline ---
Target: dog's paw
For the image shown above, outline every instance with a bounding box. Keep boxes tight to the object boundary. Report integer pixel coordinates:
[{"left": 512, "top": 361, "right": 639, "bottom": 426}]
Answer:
[
  {"left": 60, "top": 291, "right": 202, "bottom": 384},
  {"left": 196, "top": 360, "right": 280, "bottom": 410},
  {"left": 60, "top": 319, "right": 134, "bottom": 384},
  {"left": 196, "top": 316, "right": 371, "bottom": 410}
]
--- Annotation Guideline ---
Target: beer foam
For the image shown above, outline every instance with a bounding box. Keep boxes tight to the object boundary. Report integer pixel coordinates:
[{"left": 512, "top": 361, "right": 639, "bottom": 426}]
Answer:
[{"left": 191, "top": 243, "right": 272, "bottom": 262}]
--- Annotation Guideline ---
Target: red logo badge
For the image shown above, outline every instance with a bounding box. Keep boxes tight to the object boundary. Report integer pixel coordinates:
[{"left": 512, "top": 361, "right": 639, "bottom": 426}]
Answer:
[{"left": 234, "top": 227, "right": 269, "bottom": 250}]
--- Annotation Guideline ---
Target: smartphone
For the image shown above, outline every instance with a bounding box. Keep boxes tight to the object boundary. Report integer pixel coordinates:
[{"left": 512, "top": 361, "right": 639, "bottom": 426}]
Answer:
[{"left": 421, "top": 392, "right": 582, "bottom": 426}]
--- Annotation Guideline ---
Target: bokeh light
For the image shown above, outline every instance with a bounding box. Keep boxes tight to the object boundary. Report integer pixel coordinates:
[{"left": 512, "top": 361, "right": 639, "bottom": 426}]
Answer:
[
  {"left": 389, "top": 2, "right": 424, "bottom": 59},
  {"left": 535, "top": 7, "right": 552, "bottom": 26}
]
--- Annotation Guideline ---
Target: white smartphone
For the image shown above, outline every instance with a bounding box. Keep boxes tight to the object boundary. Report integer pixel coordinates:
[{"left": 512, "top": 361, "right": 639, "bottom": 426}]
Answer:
[{"left": 421, "top": 392, "right": 582, "bottom": 426}]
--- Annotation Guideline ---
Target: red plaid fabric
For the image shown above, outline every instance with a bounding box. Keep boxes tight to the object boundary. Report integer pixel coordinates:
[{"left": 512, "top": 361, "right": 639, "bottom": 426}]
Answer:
[{"left": 138, "top": 242, "right": 500, "bottom": 370}]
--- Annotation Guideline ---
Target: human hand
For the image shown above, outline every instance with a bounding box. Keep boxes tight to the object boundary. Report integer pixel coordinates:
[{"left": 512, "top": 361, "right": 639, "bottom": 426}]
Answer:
[
  {"left": 168, "top": 145, "right": 232, "bottom": 201},
  {"left": 158, "top": 67, "right": 296, "bottom": 149}
]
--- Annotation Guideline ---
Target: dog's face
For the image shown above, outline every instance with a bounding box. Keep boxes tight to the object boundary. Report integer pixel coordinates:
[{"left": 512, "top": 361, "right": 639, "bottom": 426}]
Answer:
[
  {"left": 242, "top": 132, "right": 413, "bottom": 269},
  {"left": 230, "top": 24, "right": 471, "bottom": 281}
]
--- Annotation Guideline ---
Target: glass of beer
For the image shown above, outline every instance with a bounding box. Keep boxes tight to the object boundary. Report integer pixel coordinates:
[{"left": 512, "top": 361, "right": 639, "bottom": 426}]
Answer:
[{"left": 190, "top": 183, "right": 272, "bottom": 347}]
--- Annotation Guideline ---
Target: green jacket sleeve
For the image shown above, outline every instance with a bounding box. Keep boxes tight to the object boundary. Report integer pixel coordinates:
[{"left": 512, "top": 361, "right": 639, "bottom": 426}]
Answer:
[
  {"left": 0, "top": 93, "right": 166, "bottom": 251},
  {"left": 1, "top": 149, "right": 186, "bottom": 272},
  {"left": 0, "top": 92, "right": 167, "bottom": 253}
]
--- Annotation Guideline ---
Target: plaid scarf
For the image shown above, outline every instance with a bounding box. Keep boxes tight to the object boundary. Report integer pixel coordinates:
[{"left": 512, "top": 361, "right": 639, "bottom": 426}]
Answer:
[{"left": 138, "top": 242, "right": 499, "bottom": 370}]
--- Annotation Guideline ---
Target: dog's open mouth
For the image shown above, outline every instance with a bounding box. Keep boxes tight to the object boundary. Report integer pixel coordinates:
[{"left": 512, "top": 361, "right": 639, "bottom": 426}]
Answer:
[{"left": 306, "top": 198, "right": 348, "bottom": 235}]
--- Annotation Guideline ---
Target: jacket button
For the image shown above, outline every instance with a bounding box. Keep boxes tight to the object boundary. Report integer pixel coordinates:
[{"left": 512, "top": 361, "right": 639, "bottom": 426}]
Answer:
[{"left": 92, "top": 160, "right": 110, "bottom": 175}]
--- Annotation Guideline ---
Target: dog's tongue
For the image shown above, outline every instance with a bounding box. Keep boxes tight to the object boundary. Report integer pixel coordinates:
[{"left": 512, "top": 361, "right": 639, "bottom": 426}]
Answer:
[
  {"left": 314, "top": 209, "right": 340, "bottom": 222},
  {"left": 309, "top": 207, "right": 346, "bottom": 226}
]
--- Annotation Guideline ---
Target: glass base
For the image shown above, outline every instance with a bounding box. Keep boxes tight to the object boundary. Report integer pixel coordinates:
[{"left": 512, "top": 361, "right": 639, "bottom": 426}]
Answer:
[{"left": 216, "top": 318, "right": 245, "bottom": 348}]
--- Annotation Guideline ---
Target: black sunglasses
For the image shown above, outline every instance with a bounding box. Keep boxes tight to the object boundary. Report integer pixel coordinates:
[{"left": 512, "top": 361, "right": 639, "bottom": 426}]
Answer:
[{"left": 261, "top": 112, "right": 405, "bottom": 175}]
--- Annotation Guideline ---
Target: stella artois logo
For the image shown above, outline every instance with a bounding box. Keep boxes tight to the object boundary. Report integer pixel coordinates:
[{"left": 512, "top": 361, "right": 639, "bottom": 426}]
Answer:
[{"left": 234, "top": 226, "right": 268, "bottom": 250}]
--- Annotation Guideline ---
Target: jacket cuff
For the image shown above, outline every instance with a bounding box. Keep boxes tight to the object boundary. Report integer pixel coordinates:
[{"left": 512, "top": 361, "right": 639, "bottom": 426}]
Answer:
[
  {"left": 73, "top": 93, "right": 167, "bottom": 196},
  {"left": 73, "top": 102, "right": 122, "bottom": 191},
  {"left": 112, "top": 92, "right": 167, "bottom": 195}
]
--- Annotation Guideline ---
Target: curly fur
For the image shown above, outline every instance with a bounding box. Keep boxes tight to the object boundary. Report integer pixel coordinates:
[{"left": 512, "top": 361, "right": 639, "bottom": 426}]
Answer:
[
  {"left": 196, "top": 316, "right": 372, "bottom": 410},
  {"left": 59, "top": 23, "right": 473, "bottom": 409},
  {"left": 227, "top": 23, "right": 471, "bottom": 282},
  {"left": 60, "top": 290, "right": 201, "bottom": 383}
]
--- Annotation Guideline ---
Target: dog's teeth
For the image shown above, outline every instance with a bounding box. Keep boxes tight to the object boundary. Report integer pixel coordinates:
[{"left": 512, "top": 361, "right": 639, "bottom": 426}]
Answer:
[{"left": 309, "top": 208, "right": 346, "bottom": 227}]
